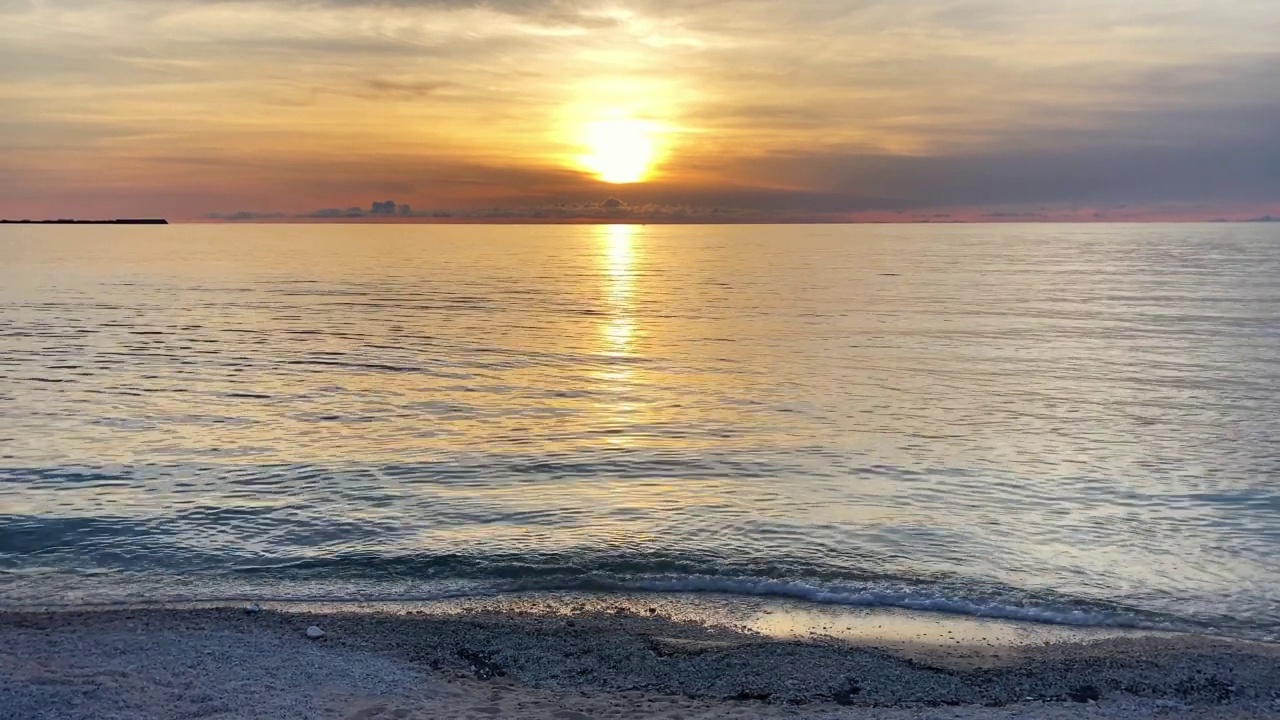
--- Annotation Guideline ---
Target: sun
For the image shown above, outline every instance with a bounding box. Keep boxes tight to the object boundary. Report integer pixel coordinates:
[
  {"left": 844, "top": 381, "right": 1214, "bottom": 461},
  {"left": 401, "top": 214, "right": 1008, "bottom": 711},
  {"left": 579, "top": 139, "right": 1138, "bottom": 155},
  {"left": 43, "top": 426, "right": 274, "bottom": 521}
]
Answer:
[{"left": 580, "top": 117, "right": 660, "bottom": 184}]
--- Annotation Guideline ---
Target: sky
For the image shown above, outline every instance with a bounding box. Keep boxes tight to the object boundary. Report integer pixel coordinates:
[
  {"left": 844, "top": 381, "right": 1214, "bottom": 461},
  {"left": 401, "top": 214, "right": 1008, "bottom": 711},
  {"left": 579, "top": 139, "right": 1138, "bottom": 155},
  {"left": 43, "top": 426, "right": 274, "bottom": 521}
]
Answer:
[{"left": 1, "top": 0, "right": 1278, "bottom": 222}]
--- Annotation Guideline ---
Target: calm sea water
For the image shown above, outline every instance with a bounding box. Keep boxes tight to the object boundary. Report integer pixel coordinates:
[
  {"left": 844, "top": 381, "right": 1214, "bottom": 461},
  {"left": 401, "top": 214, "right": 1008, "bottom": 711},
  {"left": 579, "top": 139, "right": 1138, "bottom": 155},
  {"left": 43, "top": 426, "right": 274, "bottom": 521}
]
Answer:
[{"left": 1, "top": 224, "right": 1278, "bottom": 639}]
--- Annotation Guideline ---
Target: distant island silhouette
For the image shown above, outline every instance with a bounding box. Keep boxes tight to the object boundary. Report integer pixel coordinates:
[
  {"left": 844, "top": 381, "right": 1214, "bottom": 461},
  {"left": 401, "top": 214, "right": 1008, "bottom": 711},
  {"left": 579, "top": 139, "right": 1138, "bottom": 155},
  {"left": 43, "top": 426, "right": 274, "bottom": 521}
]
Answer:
[{"left": 0, "top": 218, "right": 168, "bottom": 224}]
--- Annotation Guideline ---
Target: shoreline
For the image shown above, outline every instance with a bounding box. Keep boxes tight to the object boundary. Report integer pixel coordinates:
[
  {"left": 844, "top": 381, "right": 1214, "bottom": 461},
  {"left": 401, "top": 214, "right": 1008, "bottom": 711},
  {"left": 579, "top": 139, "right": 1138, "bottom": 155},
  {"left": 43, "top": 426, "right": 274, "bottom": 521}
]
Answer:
[{"left": 3, "top": 595, "right": 1279, "bottom": 719}]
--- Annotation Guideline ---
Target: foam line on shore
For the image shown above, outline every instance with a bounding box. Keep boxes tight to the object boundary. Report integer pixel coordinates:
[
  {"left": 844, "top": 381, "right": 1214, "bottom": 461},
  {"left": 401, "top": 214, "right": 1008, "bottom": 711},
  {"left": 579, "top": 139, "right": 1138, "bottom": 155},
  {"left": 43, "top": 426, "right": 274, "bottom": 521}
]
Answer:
[
  {"left": 7, "top": 571, "right": 1206, "bottom": 636},
  {"left": 570, "top": 575, "right": 1180, "bottom": 631}
]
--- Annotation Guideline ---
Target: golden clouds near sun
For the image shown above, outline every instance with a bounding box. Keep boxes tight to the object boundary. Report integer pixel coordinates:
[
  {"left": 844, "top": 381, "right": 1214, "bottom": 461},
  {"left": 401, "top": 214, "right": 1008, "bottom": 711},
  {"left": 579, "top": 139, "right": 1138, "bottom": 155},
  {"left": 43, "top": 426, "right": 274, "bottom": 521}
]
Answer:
[{"left": 579, "top": 117, "right": 664, "bottom": 184}]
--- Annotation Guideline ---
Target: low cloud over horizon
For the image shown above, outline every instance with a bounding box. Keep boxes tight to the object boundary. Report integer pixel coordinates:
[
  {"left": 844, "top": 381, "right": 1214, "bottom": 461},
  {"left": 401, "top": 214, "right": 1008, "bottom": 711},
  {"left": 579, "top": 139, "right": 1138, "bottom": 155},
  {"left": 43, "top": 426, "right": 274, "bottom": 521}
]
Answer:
[{"left": 3, "top": 0, "right": 1279, "bottom": 221}]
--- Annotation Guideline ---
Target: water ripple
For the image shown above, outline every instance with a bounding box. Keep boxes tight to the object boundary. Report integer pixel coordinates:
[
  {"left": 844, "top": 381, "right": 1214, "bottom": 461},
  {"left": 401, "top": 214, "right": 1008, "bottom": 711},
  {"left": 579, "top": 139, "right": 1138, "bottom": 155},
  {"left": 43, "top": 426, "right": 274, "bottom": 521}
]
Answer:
[{"left": 1, "top": 223, "right": 1278, "bottom": 638}]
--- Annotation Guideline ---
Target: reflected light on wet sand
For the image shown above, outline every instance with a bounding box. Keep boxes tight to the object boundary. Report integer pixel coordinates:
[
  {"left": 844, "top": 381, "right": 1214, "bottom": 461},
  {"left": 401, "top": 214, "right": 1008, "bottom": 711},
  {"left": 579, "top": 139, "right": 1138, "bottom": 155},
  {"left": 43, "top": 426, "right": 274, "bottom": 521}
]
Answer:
[{"left": 748, "top": 605, "right": 1158, "bottom": 668}]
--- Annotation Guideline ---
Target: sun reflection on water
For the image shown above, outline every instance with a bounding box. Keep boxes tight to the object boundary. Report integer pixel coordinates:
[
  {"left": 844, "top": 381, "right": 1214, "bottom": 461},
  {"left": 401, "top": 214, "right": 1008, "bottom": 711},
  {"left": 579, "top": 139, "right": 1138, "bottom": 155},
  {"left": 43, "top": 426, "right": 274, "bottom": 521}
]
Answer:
[
  {"left": 595, "top": 224, "right": 644, "bottom": 443},
  {"left": 600, "top": 224, "right": 637, "bottom": 359}
]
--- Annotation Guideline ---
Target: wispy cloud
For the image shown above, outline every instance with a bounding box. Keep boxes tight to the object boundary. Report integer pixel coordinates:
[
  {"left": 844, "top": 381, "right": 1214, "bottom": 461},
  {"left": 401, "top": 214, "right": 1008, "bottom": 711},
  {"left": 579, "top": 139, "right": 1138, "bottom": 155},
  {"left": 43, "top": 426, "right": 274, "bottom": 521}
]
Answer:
[{"left": 2, "top": 0, "right": 1278, "bottom": 219}]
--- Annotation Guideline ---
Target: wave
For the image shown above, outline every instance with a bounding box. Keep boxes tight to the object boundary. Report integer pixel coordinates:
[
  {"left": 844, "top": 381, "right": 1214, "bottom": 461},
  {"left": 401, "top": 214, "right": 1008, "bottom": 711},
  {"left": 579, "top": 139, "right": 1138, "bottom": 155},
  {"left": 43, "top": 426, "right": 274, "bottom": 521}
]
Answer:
[
  {"left": 552, "top": 575, "right": 1183, "bottom": 631},
  {"left": 225, "top": 551, "right": 1208, "bottom": 635},
  {"left": 7, "top": 549, "right": 1271, "bottom": 640}
]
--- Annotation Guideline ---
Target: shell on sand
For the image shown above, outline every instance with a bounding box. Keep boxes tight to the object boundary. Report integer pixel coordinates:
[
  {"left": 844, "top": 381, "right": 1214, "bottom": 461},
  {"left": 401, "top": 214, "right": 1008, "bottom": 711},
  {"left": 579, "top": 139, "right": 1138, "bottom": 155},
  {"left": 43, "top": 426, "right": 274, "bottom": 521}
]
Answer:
[{"left": 306, "top": 626, "right": 325, "bottom": 639}]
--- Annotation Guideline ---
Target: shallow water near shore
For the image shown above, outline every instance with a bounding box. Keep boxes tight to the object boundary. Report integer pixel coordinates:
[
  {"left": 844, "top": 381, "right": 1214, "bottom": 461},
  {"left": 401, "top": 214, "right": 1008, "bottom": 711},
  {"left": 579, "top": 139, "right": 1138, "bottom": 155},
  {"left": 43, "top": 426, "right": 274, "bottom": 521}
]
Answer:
[
  {"left": 140, "top": 590, "right": 1192, "bottom": 669},
  {"left": 2, "top": 223, "right": 1279, "bottom": 640}
]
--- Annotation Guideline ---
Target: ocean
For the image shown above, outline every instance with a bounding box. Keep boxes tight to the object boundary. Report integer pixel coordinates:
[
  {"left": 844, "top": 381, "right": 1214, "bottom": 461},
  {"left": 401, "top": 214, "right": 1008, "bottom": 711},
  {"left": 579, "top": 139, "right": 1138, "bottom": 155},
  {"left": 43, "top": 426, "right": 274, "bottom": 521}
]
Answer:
[{"left": 1, "top": 223, "right": 1277, "bottom": 641}]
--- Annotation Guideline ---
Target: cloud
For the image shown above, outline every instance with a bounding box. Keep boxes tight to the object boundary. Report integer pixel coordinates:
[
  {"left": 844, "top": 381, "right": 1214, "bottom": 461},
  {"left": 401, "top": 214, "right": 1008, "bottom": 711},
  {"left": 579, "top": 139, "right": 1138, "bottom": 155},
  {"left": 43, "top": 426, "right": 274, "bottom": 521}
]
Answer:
[
  {"left": 3, "top": 0, "right": 1280, "bottom": 220},
  {"left": 983, "top": 211, "right": 1045, "bottom": 219},
  {"left": 264, "top": 199, "right": 413, "bottom": 218},
  {"left": 725, "top": 126, "right": 1280, "bottom": 210},
  {"left": 365, "top": 78, "right": 454, "bottom": 97},
  {"left": 308, "top": 206, "right": 370, "bottom": 218},
  {"left": 204, "top": 210, "right": 286, "bottom": 220}
]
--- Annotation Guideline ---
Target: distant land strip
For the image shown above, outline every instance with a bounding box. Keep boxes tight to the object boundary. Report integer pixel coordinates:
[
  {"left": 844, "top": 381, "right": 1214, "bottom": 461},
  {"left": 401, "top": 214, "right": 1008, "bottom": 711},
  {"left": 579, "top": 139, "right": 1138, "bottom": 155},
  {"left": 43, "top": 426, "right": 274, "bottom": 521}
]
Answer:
[{"left": 0, "top": 218, "right": 168, "bottom": 224}]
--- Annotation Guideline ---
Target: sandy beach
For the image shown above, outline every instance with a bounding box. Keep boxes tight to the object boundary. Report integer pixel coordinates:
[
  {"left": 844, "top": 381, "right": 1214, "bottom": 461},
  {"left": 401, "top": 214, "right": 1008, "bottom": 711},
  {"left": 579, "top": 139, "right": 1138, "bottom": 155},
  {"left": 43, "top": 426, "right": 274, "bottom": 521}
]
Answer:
[{"left": 3, "top": 597, "right": 1278, "bottom": 720}]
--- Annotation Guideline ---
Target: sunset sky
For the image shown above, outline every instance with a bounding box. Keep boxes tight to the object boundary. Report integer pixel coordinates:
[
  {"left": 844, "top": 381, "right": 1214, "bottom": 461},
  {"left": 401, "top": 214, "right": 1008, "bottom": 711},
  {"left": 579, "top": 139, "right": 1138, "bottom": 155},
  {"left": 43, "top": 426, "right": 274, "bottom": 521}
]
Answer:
[{"left": 2, "top": 0, "right": 1278, "bottom": 221}]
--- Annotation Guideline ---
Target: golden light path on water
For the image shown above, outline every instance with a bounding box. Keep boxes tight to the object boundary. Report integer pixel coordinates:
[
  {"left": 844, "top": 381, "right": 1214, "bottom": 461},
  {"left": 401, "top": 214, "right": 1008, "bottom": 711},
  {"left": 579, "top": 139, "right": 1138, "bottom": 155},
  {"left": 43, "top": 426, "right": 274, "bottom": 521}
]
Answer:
[
  {"left": 600, "top": 224, "right": 637, "bottom": 357},
  {"left": 596, "top": 224, "right": 641, "bottom": 448}
]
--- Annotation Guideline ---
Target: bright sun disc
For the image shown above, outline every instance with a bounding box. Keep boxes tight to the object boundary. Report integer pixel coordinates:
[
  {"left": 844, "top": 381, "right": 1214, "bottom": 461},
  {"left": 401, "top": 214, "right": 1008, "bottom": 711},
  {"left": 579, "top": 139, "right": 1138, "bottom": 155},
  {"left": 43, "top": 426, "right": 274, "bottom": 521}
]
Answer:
[{"left": 581, "top": 118, "right": 659, "bottom": 184}]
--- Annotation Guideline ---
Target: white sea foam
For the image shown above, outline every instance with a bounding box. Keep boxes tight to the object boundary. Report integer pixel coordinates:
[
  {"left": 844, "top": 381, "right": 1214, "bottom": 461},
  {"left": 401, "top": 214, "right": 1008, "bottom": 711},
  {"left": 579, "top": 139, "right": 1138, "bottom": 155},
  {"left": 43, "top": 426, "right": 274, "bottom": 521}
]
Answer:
[
  {"left": 575, "top": 575, "right": 1182, "bottom": 631},
  {"left": 14, "top": 570, "right": 1224, "bottom": 638}
]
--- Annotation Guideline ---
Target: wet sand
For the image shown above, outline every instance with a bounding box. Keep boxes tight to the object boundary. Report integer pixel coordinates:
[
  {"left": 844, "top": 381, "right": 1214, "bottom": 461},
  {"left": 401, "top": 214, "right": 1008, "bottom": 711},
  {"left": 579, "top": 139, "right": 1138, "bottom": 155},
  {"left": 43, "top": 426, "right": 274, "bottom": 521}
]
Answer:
[{"left": 3, "top": 596, "right": 1279, "bottom": 719}]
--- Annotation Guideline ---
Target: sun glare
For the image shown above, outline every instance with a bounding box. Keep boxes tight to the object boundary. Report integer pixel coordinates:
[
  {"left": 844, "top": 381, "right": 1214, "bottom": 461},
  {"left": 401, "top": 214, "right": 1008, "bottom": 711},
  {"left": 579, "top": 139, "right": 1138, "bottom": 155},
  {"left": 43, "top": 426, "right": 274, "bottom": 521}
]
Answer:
[{"left": 580, "top": 118, "right": 660, "bottom": 184}]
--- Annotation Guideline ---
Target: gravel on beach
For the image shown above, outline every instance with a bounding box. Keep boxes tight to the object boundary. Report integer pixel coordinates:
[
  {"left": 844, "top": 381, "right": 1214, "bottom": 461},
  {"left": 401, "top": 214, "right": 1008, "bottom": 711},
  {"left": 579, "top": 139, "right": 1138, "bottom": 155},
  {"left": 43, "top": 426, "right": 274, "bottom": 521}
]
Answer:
[{"left": 2, "top": 602, "right": 1279, "bottom": 720}]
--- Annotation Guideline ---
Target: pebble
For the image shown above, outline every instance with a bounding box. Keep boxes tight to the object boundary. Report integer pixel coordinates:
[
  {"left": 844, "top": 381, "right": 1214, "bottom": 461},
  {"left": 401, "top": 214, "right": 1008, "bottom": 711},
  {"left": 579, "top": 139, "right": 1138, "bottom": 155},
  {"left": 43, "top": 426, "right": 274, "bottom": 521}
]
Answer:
[
  {"left": 11, "top": 605, "right": 1280, "bottom": 720},
  {"left": 245, "top": 603, "right": 262, "bottom": 614}
]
